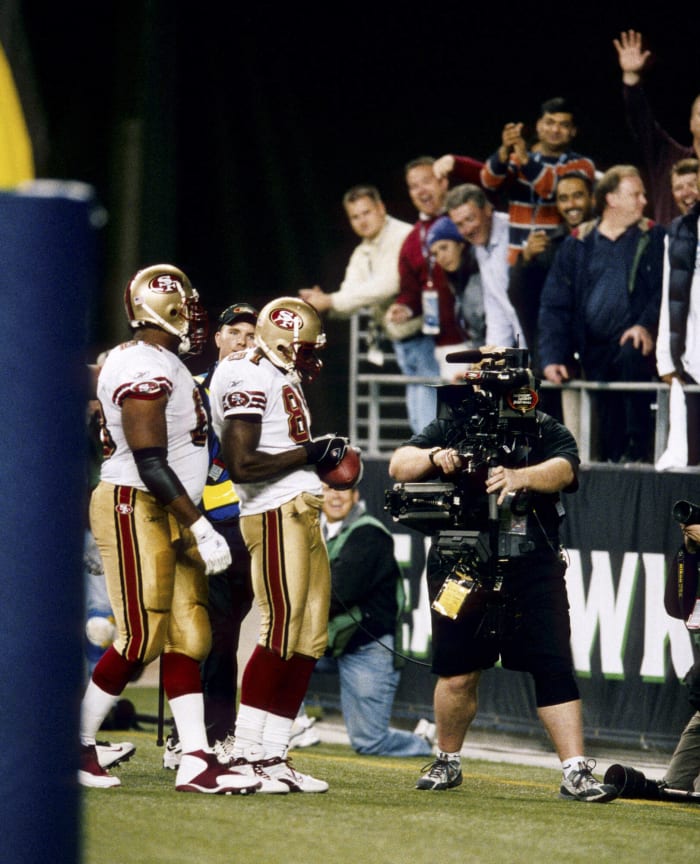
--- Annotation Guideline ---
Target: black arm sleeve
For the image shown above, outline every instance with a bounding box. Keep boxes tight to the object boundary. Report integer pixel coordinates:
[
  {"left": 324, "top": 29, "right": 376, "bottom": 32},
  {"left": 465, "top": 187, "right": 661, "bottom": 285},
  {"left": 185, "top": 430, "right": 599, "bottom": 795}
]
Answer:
[{"left": 132, "top": 447, "right": 187, "bottom": 506}]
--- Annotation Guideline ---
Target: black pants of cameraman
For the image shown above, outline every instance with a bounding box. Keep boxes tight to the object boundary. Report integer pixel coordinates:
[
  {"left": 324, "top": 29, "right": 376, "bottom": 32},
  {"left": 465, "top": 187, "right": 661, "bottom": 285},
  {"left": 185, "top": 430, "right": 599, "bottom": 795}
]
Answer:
[{"left": 427, "top": 551, "right": 579, "bottom": 708}]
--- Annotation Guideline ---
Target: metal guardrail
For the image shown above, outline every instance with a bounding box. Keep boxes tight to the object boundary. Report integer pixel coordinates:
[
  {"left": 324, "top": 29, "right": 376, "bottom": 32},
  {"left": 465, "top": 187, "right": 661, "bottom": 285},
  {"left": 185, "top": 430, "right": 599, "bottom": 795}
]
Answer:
[{"left": 348, "top": 312, "right": 699, "bottom": 463}]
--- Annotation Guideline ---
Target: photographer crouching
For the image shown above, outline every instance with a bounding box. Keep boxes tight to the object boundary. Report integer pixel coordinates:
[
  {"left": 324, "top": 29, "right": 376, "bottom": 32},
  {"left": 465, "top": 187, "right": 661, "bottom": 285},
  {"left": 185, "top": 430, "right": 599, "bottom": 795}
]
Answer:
[
  {"left": 664, "top": 503, "right": 700, "bottom": 793},
  {"left": 388, "top": 347, "right": 618, "bottom": 802},
  {"left": 605, "top": 502, "right": 700, "bottom": 801},
  {"left": 663, "top": 501, "right": 700, "bottom": 793}
]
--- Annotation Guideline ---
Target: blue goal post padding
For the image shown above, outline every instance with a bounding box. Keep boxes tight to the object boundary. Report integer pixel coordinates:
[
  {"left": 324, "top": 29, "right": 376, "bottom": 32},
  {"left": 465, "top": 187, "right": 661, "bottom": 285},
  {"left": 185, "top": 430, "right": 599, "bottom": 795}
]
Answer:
[{"left": 0, "top": 184, "right": 99, "bottom": 864}]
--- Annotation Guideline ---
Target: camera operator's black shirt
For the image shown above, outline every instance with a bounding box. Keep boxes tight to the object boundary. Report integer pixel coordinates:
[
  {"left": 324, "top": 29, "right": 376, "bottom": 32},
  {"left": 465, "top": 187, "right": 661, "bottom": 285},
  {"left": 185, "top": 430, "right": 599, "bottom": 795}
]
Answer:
[{"left": 403, "top": 410, "right": 579, "bottom": 555}]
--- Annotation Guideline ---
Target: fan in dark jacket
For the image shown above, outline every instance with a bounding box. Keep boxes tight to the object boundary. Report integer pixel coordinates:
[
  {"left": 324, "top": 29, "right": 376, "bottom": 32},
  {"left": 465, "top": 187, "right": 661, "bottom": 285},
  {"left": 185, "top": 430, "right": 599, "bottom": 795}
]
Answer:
[{"left": 538, "top": 165, "right": 665, "bottom": 462}]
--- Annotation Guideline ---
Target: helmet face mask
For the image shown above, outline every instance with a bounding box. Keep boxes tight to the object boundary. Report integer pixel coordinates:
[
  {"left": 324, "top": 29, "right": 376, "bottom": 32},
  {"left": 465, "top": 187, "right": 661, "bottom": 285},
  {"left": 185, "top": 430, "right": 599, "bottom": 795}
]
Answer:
[
  {"left": 255, "top": 297, "right": 326, "bottom": 382},
  {"left": 124, "top": 264, "right": 209, "bottom": 356},
  {"left": 178, "top": 295, "right": 208, "bottom": 356},
  {"left": 292, "top": 343, "right": 324, "bottom": 382}
]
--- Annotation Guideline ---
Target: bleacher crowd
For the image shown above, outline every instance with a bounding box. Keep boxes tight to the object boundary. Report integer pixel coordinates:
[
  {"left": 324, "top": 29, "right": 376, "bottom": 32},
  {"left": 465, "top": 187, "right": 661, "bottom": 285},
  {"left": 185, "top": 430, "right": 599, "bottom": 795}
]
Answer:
[{"left": 300, "top": 30, "right": 700, "bottom": 467}]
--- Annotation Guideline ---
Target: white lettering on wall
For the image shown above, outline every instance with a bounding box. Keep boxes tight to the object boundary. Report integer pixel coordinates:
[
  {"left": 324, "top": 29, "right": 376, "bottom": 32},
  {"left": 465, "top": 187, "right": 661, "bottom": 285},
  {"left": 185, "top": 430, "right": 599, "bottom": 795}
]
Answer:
[
  {"left": 393, "top": 534, "right": 413, "bottom": 655},
  {"left": 564, "top": 549, "right": 693, "bottom": 680},
  {"left": 566, "top": 550, "right": 638, "bottom": 677}
]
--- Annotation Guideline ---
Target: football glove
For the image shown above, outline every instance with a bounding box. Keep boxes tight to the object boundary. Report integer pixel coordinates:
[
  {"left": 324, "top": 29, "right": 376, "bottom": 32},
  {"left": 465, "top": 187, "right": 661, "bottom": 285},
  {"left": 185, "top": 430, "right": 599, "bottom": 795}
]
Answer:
[
  {"left": 303, "top": 435, "right": 349, "bottom": 469},
  {"left": 190, "top": 516, "right": 232, "bottom": 575}
]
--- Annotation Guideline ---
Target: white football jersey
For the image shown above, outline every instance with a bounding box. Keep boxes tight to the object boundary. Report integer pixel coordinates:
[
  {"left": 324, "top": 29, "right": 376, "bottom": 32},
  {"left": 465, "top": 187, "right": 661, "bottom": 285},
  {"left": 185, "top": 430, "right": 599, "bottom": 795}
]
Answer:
[
  {"left": 97, "top": 340, "right": 209, "bottom": 503},
  {"left": 209, "top": 348, "right": 321, "bottom": 515}
]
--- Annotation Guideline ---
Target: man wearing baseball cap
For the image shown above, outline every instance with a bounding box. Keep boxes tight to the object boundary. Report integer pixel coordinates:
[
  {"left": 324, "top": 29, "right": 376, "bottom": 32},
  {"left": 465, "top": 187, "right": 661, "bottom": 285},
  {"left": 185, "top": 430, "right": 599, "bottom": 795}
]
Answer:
[{"left": 163, "top": 301, "right": 259, "bottom": 768}]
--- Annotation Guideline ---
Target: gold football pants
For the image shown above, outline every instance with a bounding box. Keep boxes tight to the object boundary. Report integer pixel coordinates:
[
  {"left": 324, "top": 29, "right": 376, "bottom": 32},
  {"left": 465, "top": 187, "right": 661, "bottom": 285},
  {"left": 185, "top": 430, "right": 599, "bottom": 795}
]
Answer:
[
  {"left": 90, "top": 482, "right": 211, "bottom": 665},
  {"left": 241, "top": 491, "right": 330, "bottom": 660}
]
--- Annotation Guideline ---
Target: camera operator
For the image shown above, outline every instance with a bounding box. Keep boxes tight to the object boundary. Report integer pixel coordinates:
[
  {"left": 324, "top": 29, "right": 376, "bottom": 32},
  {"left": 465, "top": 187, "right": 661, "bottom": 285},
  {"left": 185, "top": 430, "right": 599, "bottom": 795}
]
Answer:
[
  {"left": 604, "top": 509, "right": 700, "bottom": 801},
  {"left": 388, "top": 348, "right": 618, "bottom": 802},
  {"left": 661, "top": 513, "right": 700, "bottom": 793}
]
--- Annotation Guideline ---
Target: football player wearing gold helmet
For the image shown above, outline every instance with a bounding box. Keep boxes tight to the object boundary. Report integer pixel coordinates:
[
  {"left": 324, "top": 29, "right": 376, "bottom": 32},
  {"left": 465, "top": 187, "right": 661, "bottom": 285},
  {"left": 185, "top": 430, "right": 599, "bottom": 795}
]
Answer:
[
  {"left": 79, "top": 264, "right": 259, "bottom": 795},
  {"left": 208, "top": 297, "right": 351, "bottom": 792}
]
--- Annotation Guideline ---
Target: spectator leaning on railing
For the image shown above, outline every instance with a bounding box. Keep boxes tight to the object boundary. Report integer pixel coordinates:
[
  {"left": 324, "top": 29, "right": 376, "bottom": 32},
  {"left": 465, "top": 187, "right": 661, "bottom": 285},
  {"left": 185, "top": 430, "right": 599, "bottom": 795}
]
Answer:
[{"left": 538, "top": 165, "right": 665, "bottom": 463}]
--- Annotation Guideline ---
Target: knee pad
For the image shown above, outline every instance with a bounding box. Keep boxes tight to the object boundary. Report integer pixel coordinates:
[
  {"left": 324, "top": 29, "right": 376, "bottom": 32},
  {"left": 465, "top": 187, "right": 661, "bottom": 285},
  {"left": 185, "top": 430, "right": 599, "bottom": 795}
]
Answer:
[{"left": 532, "top": 662, "right": 579, "bottom": 708}]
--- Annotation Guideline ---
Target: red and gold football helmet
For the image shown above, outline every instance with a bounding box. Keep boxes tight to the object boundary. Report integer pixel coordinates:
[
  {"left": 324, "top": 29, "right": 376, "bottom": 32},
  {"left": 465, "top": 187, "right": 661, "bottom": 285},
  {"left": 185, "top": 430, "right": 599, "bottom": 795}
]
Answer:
[
  {"left": 124, "top": 264, "right": 208, "bottom": 356},
  {"left": 255, "top": 296, "right": 326, "bottom": 381}
]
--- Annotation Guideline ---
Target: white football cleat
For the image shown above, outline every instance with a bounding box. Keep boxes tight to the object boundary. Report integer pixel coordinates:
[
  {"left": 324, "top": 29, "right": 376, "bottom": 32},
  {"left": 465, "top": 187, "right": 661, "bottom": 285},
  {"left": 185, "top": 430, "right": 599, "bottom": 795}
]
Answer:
[
  {"left": 175, "top": 750, "right": 260, "bottom": 795},
  {"left": 288, "top": 715, "right": 321, "bottom": 750},
  {"left": 162, "top": 734, "right": 182, "bottom": 770},
  {"left": 79, "top": 744, "right": 121, "bottom": 788},
  {"left": 225, "top": 753, "right": 291, "bottom": 794},
  {"left": 264, "top": 756, "right": 329, "bottom": 793},
  {"left": 95, "top": 740, "right": 136, "bottom": 769},
  {"left": 413, "top": 718, "right": 436, "bottom": 748}
]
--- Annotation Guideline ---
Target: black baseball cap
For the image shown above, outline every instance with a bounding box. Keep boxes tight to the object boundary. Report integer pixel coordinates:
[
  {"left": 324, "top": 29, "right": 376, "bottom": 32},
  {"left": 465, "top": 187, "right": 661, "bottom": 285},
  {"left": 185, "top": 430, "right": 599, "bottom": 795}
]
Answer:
[{"left": 217, "top": 302, "right": 258, "bottom": 330}]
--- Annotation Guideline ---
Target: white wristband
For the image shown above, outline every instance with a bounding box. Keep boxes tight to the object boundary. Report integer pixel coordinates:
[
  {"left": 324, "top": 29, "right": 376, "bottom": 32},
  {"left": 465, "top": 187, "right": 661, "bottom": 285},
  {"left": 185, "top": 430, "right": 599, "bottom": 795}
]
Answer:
[{"left": 190, "top": 515, "right": 213, "bottom": 543}]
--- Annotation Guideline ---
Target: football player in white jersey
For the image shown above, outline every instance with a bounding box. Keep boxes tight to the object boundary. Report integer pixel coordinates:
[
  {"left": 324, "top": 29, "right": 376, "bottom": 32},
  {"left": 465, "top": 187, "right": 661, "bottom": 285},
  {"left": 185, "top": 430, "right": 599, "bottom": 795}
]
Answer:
[
  {"left": 209, "top": 296, "right": 349, "bottom": 792},
  {"left": 79, "top": 264, "right": 259, "bottom": 795}
]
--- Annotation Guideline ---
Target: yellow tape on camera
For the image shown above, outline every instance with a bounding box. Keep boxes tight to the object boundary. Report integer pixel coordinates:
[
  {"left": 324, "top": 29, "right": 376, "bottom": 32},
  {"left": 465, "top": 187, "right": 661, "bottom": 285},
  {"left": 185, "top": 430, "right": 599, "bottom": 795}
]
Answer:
[{"left": 432, "top": 577, "right": 472, "bottom": 620}]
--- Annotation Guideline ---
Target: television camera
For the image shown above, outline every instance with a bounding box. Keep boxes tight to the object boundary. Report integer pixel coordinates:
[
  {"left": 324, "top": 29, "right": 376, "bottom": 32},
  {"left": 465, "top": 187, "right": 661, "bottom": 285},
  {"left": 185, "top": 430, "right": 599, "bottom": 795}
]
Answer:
[
  {"left": 385, "top": 348, "right": 543, "bottom": 619},
  {"left": 436, "top": 347, "right": 539, "bottom": 479},
  {"left": 385, "top": 346, "right": 541, "bottom": 532}
]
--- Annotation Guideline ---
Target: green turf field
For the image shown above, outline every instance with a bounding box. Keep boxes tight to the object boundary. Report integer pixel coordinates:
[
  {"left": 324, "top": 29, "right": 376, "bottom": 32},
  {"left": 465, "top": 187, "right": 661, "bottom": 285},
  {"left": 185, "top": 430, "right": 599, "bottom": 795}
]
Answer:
[{"left": 82, "top": 687, "right": 697, "bottom": 864}]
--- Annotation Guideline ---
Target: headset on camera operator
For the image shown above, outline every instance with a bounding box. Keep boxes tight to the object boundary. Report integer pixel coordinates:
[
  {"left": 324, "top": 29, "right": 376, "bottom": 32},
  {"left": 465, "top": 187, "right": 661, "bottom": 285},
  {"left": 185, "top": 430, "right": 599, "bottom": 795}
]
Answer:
[
  {"left": 603, "top": 500, "right": 700, "bottom": 801},
  {"left": 387, "top": 346, "right": 619, "bottom": 802}
]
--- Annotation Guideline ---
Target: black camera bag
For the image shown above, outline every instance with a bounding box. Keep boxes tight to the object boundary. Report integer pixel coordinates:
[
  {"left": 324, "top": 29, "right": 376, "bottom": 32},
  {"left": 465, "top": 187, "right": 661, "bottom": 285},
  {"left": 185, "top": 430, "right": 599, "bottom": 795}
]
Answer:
[{"left": 664, "top": 546, "right": 699, "bottom": 620}]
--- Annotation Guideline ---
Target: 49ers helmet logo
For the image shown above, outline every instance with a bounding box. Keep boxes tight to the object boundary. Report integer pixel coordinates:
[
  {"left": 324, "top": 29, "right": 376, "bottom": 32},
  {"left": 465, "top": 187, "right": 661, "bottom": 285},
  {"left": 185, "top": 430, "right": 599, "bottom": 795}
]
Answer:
[
  {"left": 270, "top": 308, "right": 303, "bottom": 331},
  {"left": 148, "top": 274, "right": 182, "bottom": 294},
  {"left": 254, "top": 296, "right": 325, "bottom": 381}
]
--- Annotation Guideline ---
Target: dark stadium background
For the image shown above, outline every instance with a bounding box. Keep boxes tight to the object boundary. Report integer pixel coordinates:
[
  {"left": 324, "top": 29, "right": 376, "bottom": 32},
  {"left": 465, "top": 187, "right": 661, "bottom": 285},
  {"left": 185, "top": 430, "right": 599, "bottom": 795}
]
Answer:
[{"left": 16, "top": 2, "right": 700, "bottom": 431}]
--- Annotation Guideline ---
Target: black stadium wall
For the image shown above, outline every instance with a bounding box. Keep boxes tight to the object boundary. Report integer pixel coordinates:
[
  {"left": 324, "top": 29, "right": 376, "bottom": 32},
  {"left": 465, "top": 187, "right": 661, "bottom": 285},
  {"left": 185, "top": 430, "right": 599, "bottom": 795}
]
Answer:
[{"left": 307, "top": 460, "right": 700, "bottom": 752}]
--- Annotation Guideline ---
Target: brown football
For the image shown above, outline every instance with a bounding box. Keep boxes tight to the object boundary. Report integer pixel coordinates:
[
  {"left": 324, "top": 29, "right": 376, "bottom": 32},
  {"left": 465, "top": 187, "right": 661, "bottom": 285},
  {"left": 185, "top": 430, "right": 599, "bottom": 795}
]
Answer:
[{"left": 317, "top": 446, "right": 363, "bottom": 490}]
